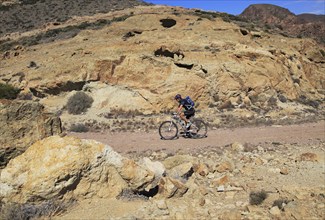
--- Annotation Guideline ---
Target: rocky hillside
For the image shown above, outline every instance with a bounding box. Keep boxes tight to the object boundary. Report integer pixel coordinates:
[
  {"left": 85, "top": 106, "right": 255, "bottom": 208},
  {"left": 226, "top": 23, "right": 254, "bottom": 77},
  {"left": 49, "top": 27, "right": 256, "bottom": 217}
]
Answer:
[
  {"left": 240, "top": 4, "right": 325, "bottom": 44},
  {"left": 0, "top": 5, "right": 324, "bottom": 133},
  {"left": 0, "top": 0, "right": 148, "bottom": 36}
]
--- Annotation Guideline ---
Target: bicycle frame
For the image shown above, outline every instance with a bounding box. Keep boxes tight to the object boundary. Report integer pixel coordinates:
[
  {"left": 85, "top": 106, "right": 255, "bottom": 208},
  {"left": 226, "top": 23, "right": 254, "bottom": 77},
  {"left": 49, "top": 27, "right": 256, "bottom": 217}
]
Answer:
[{"left": 171, "top": 113, "right": 193, "bottom": 132}]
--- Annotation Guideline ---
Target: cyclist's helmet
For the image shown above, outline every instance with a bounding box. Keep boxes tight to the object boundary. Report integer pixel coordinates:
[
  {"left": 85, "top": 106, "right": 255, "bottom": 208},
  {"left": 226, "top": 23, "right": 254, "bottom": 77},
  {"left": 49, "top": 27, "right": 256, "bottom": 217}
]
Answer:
[{"left": 175, "top": 94, "right": 182, "bottom": 100}]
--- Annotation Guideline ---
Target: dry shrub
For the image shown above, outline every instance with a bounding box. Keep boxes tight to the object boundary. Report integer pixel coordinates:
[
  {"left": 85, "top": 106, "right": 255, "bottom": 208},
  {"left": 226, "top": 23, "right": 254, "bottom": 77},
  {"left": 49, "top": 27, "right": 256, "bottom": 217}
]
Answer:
[
  {"left": 272, "top": 199, "right": 289, "bottom": 210},
  {"left": 66, "top": 91, "right": 93, "bottom": 115},
  {"left": 0, "top": 199, "right": 74, "bottom": 220},
  {"left": 249, "top": 190, "right": 268, "bottom": 205},
  {"left": 69, "top": 123, "right": 89, "bottom": 132},
  {"left": 0, "top": 83, "right": 20, "bottom": 99}
]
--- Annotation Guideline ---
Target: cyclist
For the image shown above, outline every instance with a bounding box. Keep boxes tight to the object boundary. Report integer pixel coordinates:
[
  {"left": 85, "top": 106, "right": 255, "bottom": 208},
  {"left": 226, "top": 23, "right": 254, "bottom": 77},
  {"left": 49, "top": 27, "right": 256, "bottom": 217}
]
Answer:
[{"left": 174, "top": 94, "right": 195, "bottom": 130}]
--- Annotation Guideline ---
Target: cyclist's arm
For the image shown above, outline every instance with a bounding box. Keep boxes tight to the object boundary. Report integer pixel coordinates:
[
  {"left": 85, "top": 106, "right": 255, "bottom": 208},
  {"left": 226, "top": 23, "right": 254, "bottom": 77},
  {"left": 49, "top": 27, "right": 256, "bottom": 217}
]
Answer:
[{"left": 177, "top": 105, "right": 183, "bottom": 114}]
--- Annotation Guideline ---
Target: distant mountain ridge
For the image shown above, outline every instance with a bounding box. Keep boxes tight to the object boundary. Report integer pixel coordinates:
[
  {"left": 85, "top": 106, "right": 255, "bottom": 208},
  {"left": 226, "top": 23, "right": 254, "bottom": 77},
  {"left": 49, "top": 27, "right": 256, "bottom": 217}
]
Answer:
[{"left": 240, "top": 4, "right": 325, "bottom": 44}]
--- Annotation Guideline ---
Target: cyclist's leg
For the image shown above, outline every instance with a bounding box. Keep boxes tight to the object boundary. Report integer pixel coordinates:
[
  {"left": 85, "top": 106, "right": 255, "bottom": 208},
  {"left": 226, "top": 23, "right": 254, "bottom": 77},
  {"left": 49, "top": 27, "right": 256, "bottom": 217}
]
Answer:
[
  {"left": 180, "top": 111, "right": 189, "bottom": 124},
  {"left": 184, "top": 110, "right": 196, "bottom": 133}
]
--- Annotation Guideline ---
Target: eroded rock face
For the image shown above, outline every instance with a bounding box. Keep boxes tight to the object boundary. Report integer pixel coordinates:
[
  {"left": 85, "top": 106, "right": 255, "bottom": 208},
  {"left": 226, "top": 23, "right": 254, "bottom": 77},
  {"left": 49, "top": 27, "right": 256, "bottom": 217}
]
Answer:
[
  {"left": 1, "top": 6, "right": 324, "bottom": 116},
  {"left": 0, "top": 136, "right": 155, "bottom": 203},
  {"left": 0, "top": 100, "right": 62, "bottom": 168}
]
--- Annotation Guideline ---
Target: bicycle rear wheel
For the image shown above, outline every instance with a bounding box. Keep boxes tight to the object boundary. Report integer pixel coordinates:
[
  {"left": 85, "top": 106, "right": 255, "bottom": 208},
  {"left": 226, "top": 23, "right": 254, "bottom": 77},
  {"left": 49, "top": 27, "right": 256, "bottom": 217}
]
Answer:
[
  {"left": 189, "top": 119, "right": 207, "bottom": 138},
  {"left": 159, "top": 121, "right": 178, "bottom": 140}
]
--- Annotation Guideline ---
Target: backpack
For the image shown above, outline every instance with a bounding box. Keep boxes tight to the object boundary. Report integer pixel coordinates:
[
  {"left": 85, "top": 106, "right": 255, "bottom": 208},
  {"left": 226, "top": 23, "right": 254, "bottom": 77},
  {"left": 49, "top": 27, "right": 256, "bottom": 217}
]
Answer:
[{"left": 185, "top": 96, "right": 195, "bottom": 108}]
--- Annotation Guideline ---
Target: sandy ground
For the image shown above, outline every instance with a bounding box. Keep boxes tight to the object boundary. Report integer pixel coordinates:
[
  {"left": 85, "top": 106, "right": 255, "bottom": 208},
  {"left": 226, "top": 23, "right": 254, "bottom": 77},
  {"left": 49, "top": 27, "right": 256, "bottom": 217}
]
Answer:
[{"left": 69, "top": 120, "right": 325, "bottom": 154}]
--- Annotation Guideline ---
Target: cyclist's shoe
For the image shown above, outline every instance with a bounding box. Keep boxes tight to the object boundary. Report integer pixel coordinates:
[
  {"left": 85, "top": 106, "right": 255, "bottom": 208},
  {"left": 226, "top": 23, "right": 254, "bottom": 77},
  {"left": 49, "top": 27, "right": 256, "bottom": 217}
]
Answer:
[{"left": 185, "top": 132, "right": 192, "bottom": 138}]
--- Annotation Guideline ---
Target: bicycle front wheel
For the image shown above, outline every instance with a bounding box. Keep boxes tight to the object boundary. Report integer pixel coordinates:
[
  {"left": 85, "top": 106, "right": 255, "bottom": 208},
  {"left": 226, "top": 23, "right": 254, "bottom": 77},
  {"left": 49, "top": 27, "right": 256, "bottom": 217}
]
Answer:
[
  {"left": 190, "top": 119, "right": 207, "bottom": 138},
  {"left": 159, "top": 121, "right": 178, "bottom": 140}
]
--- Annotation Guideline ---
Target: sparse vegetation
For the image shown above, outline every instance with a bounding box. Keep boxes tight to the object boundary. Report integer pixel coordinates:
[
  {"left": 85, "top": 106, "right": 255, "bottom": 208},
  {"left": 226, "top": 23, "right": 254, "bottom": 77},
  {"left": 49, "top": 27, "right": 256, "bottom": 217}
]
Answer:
[
  {"left": 320, "top": 49, "right": 325, "bottom": 57},
  {"left": 112, "top": 14, "right": 132, "bottom": 22},
  {"left": 0, "top": 83, "right": 20, "bottom": 100},
  {"left": 70, "top": 123, "right": 89, "bottom": 132},
  {"left": 0, "top": 199, "right": 74, "bottom": 220},
  {"left": 297, "top": 95, "right": 320, "bottom": 108},
  {"left": 249, "top": 190, "right": 268, "bottom": 205},
  {"left": 189, "top": 10, "right": 246, "bottom": 22},
  {"left": 66, "top": 91, "right": 93, "bottom": 115},
  {"left": 0, "top": 0, "right": 147, "bottom": 38},
  {"left": 0, "top": 14, "right": 134, "bottom": 52},
  {"left": 101, "top": 108, "right": 143, "bottom": 119}
]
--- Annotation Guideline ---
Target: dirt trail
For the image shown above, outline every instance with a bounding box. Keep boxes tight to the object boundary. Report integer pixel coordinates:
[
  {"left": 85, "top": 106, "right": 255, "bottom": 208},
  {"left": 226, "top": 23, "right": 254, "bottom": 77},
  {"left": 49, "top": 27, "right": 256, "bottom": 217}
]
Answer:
[
  {"left": 59, "top": 121, "right": 325, "bottom": 220},
  {"left": 70, "top": 121, "right": 325, "bottom": 154}
]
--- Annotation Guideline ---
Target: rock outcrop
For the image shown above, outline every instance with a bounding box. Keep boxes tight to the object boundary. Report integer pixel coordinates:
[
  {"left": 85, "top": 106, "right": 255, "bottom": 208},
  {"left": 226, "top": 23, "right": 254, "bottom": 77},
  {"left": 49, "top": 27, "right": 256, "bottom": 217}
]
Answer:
[
  {"left": 0, "top": 135, "right": 204, "bottom": 204},
  {"left": 0, "top": 136, "right": 156, "bottom": 203},
  {"left": 0, "top": 100, "right": 62, "bottom": 168}
]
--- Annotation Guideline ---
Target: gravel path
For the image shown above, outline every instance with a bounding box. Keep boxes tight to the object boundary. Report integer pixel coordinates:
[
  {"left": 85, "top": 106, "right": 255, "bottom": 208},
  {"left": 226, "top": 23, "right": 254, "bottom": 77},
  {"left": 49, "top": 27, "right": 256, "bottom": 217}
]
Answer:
[{"left": 69, "top": 121, "right": 325, "bottom": 154}]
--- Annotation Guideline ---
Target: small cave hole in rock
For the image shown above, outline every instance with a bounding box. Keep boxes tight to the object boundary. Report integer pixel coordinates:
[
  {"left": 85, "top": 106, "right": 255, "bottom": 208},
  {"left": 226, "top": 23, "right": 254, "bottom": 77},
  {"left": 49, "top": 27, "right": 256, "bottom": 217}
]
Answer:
[
  {"left": 240, "top": 29, "right": 249, "bottom": 36},
  {"left": 202, "top": 68, "right": 208, "bottom": 74},
  {"left": 138, "top": 185, "right": 159, "bottom": 198},
  {"left": 160, "top": 19, "right": 176, "bottom": 28},
  {"left": 122, "top": 30, "right": 142, "bottom": 40},
  {"left": 117, "top": 186, "right": 159, "bottom": 200},
  {"left": 30, "top": 88, "right": 46, "bottom": 98},
  {"left": 154, "top": 47, "right": 174, "bottom": 58},
  {"left": 44, "top": 81, "right": 86, "bottom": 95},
  {"left": 182, "top": 167, "right": 194, "bottom": 180},
  {"left": 174, "top": 62, "right": 194, "bottom": 70},
  {"left": 154, "top": 47, "right": 184, "bottom": 59}
]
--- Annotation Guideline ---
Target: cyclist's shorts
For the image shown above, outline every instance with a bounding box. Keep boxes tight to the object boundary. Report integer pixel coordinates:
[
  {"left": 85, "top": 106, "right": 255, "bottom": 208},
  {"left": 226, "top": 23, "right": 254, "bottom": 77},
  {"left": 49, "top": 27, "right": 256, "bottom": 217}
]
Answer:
[{"left": 184, "top": 109, "right": 195, "bottom": 119}]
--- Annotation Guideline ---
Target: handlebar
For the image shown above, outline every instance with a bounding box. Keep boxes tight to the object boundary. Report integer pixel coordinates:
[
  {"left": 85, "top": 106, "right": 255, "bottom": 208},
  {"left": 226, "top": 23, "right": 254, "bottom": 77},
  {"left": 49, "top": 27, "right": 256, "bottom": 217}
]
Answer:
[{"left": 172, "top": 112, "right": 180, "bottom": 119}]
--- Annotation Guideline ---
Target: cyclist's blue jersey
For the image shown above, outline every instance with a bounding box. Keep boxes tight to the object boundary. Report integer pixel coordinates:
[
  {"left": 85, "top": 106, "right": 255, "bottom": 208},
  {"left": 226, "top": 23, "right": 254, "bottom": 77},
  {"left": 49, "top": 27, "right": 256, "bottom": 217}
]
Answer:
[{"left": 179, "top": 98, "right": 194, "bottom": 111}]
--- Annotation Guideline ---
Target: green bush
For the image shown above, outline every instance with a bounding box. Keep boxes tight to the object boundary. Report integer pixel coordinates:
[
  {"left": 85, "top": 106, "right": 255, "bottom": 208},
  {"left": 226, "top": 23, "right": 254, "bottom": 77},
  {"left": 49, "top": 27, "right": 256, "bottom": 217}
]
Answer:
[
  {"left": 0, "top": 83, "right": 20, "bottom": 99},
  {"left": 66, "top": 91, "right": 93, "bottom": 115}
]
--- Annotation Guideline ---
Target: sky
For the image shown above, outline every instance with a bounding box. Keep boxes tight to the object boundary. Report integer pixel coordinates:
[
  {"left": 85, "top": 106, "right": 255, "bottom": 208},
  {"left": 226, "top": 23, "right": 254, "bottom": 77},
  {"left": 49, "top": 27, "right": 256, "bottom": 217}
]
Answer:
[{"left": 146, "top": 0, "right": 325, "bottom": 15}]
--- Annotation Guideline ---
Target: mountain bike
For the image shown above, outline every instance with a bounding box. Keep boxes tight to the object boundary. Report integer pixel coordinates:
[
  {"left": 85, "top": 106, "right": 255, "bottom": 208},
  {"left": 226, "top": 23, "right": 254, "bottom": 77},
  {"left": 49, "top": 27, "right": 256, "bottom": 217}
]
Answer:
[{"left": 159, "top": 113, "right": 208, "bottom": 140}]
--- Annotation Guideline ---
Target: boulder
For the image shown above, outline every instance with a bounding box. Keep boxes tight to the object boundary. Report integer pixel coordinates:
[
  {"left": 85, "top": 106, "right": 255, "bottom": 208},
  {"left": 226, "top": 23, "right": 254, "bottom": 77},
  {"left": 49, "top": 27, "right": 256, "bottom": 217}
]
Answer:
[
  {"left": 168, "top": 162, "right": 193, "bottom": 179},
  {"left": 193, "top": 163, "right": 209, "bottom": 176},
  {"left": 162, "top": 155, "right": 197, "bottom": 170},
  {"left": 0, "top": 136, "right": 155, "bottom": 203},
  {"left": 216, "top": 160, "right": 234, "bottom": 173},
  {"left": 157, "top": 177, "right": 188, "bottom": 198},
  {"left": 0, "top": 100, "right": 62, "bottom": 168}
]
